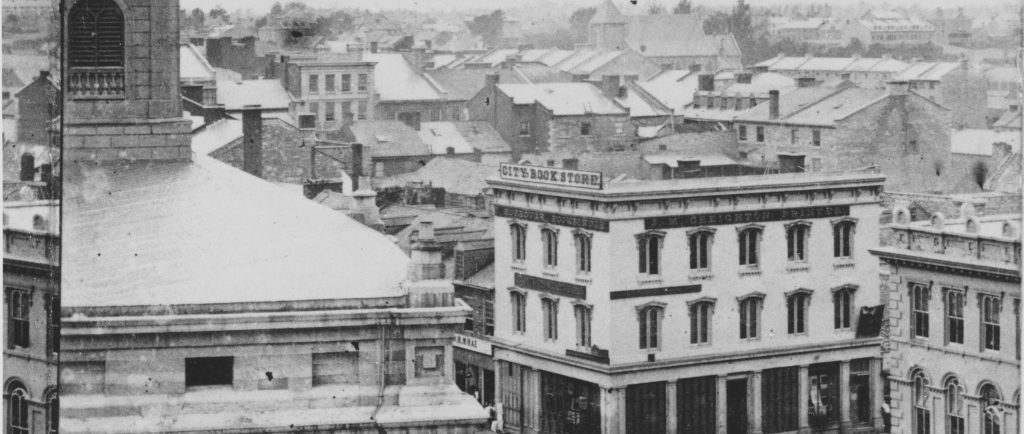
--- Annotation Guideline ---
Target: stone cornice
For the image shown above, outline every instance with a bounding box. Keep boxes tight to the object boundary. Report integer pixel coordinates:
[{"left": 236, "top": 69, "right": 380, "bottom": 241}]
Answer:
[{"left": 871, "top": 248, "right": 1021, "bottom": 283}]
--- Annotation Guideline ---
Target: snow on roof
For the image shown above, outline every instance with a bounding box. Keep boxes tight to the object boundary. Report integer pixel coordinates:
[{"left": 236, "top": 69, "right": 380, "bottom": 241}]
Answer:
[
  {"left": 191, "top": 118, "right": 242, "bottom": 156},
  {"left": 179, "top": 44, "right": 216, "bottom": 84},
  {"left": 779, "top": 19, "right": 826, "bottom": 30},
  {"left": 781, "top": 87, "right": 887, "bottom": 126},
  {"left": 636, "top": 71, "right": 700, "bottom": 114},
  {"left": 419, "top": 122, "right": 475, "bottom": 155},
  {"left": 895, "top": 62, "right": 960, "bottom": 81},
  {"left": 62, "top": 156, "right": 410, "bottom": 308},
  {"left": 216, "top": 80, "right": 292, "bottom": 111},
  {"left": 760, "top": 56, "right": 910, "bottom": 73},
  {"left": 349, "top": 121, "right": 431, "bottom": 158},
  {"left": 3, "top": 200, "right": 59, "bottom": 235},
  {"left": 364, "top": 53, "right": 441, "bottom": 101},
  {"left": 568, "top": 51, "right": 622, "bottom": 75},
  {"left": 950, "top": 129, "right": 1021, "bottom": 155},
  {"left": 643, "top": 152, "right": 737, "bottom": 167},
  {"left": 375, "top": 157, "right": 498, "bottom": 197},
  {"left": 496, "top": 83, "right": 626, "bottom": 116}
]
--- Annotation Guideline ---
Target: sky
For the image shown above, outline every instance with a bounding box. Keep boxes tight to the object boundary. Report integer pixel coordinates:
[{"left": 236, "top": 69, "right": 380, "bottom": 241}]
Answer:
[{"left": 179, "top": 0, "right": 1019, "bottom": 14}]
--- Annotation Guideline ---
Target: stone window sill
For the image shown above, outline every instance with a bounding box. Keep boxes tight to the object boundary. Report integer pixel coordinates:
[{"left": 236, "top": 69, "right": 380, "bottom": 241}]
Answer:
[
  {"left": 511, "top": 262, "right": 526, "bottom": 272},
  {"left": 689, "top": 270, "right": 714, "bottom": 282},
  {"left": 738, "top": 267, "right": 761, "bottom": 277},
  {"left": 575, "top": 274, "right": 593, "bottom": 284},
  {"left": 833, "top": 259, "right": 855, "bottom": 270},
  {"left": 542, "top": 269, "right": 559, "bottom": 278},
  {"left": 636, "top": 275, "right": 662, "bottom": 286},
  {"left": 786, "top": 263, "right": 810, "bottom": 273}
]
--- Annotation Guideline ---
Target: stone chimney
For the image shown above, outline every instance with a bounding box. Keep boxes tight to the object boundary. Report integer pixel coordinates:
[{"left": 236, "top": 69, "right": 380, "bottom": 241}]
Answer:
[
  {"left": 768, "top": 90, "right": 780, "bottom": 120},
  {"left": 600, "top": 75, "right": 621, "bottom": 99},
  {"left": 350, "top": 188, "right": 383, "bottom": 230},
  {"left": 888, "top": 80, "right": 909, "bottom": 96},
  {"left": 369, "top": 41, "right": 378, "bottom": 53},
  {"left": 485, "top": 73, "right": 500, "bottom": 88},
  {"left": 688, "top": 63, "right": 702, "bottom": 73},
  {"left": 19, "top": 154, "right": 34, "bottom": 181},
  {"left": 242, "top": 105, "right": 263, "bottom": 177},
  {"left": 407, "top": 220, "right": 445, "bottom": 281},
  {"left": 698, "top": 73, "right": 715, "bottom": 92},
  {"left": 796, "top": 77, "right": 816, "bottom": 88},
  {"left": 562, "top": 158, "right": 579, "bottom": 170},
  {"left": 735, "top": 72, "right": 753, "bottom": 84}
]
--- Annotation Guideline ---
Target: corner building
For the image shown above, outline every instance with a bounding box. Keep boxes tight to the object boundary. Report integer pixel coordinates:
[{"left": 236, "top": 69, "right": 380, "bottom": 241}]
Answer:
[{"left": 487, "top": 165, "right": 888, "bottom": 434}]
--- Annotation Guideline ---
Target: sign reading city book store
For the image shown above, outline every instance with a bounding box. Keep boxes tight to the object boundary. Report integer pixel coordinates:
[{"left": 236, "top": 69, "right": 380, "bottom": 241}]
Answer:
[
  {"left": 499, "top": 163, "right": 603, "bottom": 190},
  {"left": 645, "top": 205, "right": 850, "bottom": 230},
  {"left": 494, "top": 205, "right": 610, "bottom": 232}
]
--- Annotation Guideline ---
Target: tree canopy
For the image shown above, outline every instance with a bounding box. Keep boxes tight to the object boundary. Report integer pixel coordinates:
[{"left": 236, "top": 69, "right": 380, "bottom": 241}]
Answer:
[{"left": 467, "top": 10, "right": 505, "bottom": 46}]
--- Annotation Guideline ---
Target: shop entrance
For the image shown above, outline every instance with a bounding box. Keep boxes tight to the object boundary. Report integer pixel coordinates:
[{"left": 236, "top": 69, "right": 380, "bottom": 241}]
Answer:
[{"left": 726, "top": 378, "right": 748, "bottom": 434}]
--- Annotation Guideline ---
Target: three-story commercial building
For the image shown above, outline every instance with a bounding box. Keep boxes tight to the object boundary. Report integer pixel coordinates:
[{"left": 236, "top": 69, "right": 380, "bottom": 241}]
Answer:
[
  {"left": 871, "top": 206, "right": 1021, "bottom": 434},
  {"left": 486, "top": 164, "right": 888, "bottom": 434}
]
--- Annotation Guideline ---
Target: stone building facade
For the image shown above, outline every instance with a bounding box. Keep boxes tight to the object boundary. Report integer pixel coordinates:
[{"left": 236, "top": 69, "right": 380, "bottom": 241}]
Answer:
[
  {"left": 3, "top": 201, "right": 59, "bottom": 434},
  {"left": 871, "top": 207, "right": 1021, "bottom": 434},
  {"left": 269, "top": 54, "right": 378, "bottom": 129},
  {"left": 487, "top": 166, "right": 888, "bottom": 434}
]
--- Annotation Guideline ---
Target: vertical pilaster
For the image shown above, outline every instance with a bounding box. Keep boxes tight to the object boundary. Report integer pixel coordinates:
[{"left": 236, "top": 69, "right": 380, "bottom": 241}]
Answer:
[
  {"left": 666, "top": 380, "right": 678, "bottom": 434},
  {"left": 750, "top": 371, "right": 763, "bottom": 434},
  {"left": 601, "top": 386, "right": 617, "bottom": 434},
  {"left": 617, "top": 387, "right": 628, "bottom": 434},
  {"left": 932, "top": 392, "right": 945, "bottom": 434},
  {"left": 717, "top": 375, "right": 728, "bottom": 434},
  {"left": 494, "top": 359, "right": 504, "bottom": 431},
  {"left": 798, "top": 365, "right": 810, "bottom": 434},
  {"left": 1004, "top": 409, "right": 1018, "bottom": 434},
  {"left": 840, "top": 360, "right": 851, "bottom": 433},
  {"left": 871, "top": 358, "right": 885, "bottom": 431}
]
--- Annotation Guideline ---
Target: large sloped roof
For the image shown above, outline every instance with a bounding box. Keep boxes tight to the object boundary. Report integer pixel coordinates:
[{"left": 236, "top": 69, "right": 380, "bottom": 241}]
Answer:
[
  {"left": 364, "top": 53, "right": 441, "bottom": 101},
  {"left": 215, "top": 80, "right": 292, "bottom": 111},
  {"left": 590, "top": 0, "right": 628, "bottom": 24},
  {"left": 348, "top": 120, "right": 432, "bottom": 158},
  {"left": 497, "top": 83, "right": 626, "bottom": 116},
  {"left": 62, "top": 156, "right": 409, "bottom": 308},
  {"left": 626, "top": 14, "right": 719, "bottom": 57}
]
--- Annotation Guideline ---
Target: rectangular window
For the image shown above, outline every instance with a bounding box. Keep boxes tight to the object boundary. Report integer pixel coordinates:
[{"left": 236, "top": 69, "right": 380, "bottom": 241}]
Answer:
[
  {"left": 511, "top": 224, "right": 526, "bottom": 261},
  {"left": 575, "top": 233, "right": 591, "bottom": 273},
  {"left": 911, "top": 283, "right": 930, "bottom": 338},
  {"left": 325, "top": 103, "right": 336, "bottom": 121},
  {"left": 581, "top": 122, "right": 591, "bottom": 136},
  {"left": 740, "top": 298, "right": 760, "bottom": 339},
  {"left": 638, "top": 235, "right": 660, "bottom": 275},
  {"left": 357, "top": 101, "right": 367, "bottom": 120},
  {"left": 749, "top": 98, "right": 757, "bottom": 108},
  {"left": 45, "top": 294, "right": 59, "bottom": 355},
  {"left": 707, "top": 97, "right": 715, "bottom": 109},
  {"left": 809, "top": 363, "right": 840, "bottom": 427},
  {"left": 834, "top": 289, "right": 853, "bottom": 329},
  {"left": 511, "top": 292, "right": 526, "bottom": 333},
  {"left": 185, "top": 356, "right": 233, "bottom": 387},
  {"left": 484, "top": 299, "right": 495, "bottom": 336},
  {"left": 430, "top": 108, "right": 441, "bottom": 122},
  {"left": 738, "top": 125, "right": 747, "bottom": 141},
  {"left": 762, "top": 367, "right": 799, "bottom": 433},
  {"left": 309, "top": 74, "right": 319, "bottom": 93},
  {"left": 358, "top": 73, "right": 368, "bottom": 92},
  {"left": 981, "top": 294, "right": 1001, "bottom": 351},
  {"left": 542, "top": 229, "right": 558, "bottom": 267},
  {"left": 451, "top": 106, "right": 462, "bottom": 121},
  {"left": 519, "top": 121, "right": 530, "bottom": 136},
  {"left": 787, "top": 225, "right": 808, "bottom": 262},
  {"left": 325, "top": 75, "right": 335, "bottom": 92},
  {"left": 738, "top": 228, "right": 759, "bottom": 266},
  {"left": 788, "top": 293, "right": 809, "bottom": 334},
  {"left": 849, "top": 359, "right": 872, "bottom": 425},
  {"left": 542, "top": 298, "right": 557, "bottom": 340},
  {"left": 756, "top": 126, "right": 765, "bottom": 143},
  {"left": 690, "top": 302, "right": 712, "bottom": 344},
  {"left": 341, "top": 74, "right": 351, "bottom": 92},
  {"left": 945, "top": 290, "right": 964, "bottom": 344},
  {"left": 575, "top": 305, "right": 591, "bottom": 347},
  {"left": 790, "top": 128, "right": 798, "bottom": 144},
  {"left": 309, "top": 102, "right": 320, "bottom": 121},
  {"left": 811, "top": 158, "right": 821, "bottom": 172},
  {"left": 639, "top": 307, "right": 661, "bottom": 349},
  {"left": 7, "top": 288, "right": 29, "bottom": 348},
  {"left": 812, "top": 129, "right": 821, "bottom": 146},
  {"left": 833, "top": 221, "right": 854, "bottom": 258},
  {"left": 688, "top": 231, "right": 712, "bottom": 270}
]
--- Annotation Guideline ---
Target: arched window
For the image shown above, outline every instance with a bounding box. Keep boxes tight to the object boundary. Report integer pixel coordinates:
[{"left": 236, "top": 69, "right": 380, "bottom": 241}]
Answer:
[
  {"left": 689, "top": 300, "right": 715, "bottom": 344},
  {"left": 68, "top": 0, "right": 125, "bottom": 98},
  {"left": 688, "top": 229, "right": 714, "bottom": 270},
  {"left": 574, "top": 304, "right": 592, "bottom": 347},
  {"left": 637, "top": 232, "right": 664, "bottom": 275},
  {"left": 787, "top": 291, "right": 812, "bottom": 335},
  {"left": 833, "top": 220, "right": 856, "bottom": 258},
  {"left": 542, "top": 228, "right": 558, "bottom": 267},
  {"left": 638, "top": 305, "right": 663, "bottom": 350},
  {"left": 7, "top": 381, "right": 29, "bottom": 434},
  {"left": 981, "top": 384, "right": 1002, "bottom": 434},
  {"left": 786, "top": 222, "right": 811, "bottom": 262},
  {"left": 738, "top": 226, "right": 761, "bottom": 266},
  {"left": 913, "top": 370, "right": 931, "bottom": 434},
  {"left": 738, "top": 294, "right": 763, "bottom": 339},
  {"left": 833, "top": 286, "right": 856, "bottom": 330},
  {"left": 510, "top": 223, "right": 526, "bottom": 261},
  {"left": 510, "top": 291, "right": 526, "bottom": 333},
  {"left": 946, "top": 377, "right": 965, "bottom": 434},
  {"left": 541, "top": 298, "right": 558, "bottom": 340},
  {"left": 573, "top": 231, "right": 592, "bottom": 273}
]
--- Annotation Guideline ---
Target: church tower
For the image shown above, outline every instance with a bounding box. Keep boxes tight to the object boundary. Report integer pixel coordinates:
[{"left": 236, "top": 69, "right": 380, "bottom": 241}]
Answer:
[
  {"left": 589, "top": 0, "right": 629, "bottom": 50},
  {"left": 62, "top": 0, "right": 191, "bottom": 163}
]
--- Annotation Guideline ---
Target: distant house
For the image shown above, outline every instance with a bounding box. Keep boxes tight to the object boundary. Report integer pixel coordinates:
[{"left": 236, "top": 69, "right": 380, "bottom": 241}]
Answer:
[
  {"left": 345, "top": 120, "right": 433, "bottom": 177},
  {"left": 425, "top": 64, "right": 573, "bottom": 117},
  {"left": 948, "top": 129, "right": 1021, "bottom": 193},
  {"left": 365, "top": 53, "right": 462, "bottom": 129},
  {"left": 374, "top": 157, "right": 500, "bottom": 210},
  {"left": 215, "top": 79, "right": 293, "bottom": 119},
  {"left": 469, "top": 79, "right": 632, "bottom": 156},
  {"left": 928, "top": 7, "right": 972, "bottom": 46},
  {"left": 733, "top": 82, "right": 953, "bottom": 193},
  {"left": 266, "top": 53, "right": 378, "bottom": 129},
  {"left": 587, "top": 0, "right": 742, "bottom": 70},
  {"left": 893, "top": 61, "right": 988, "bottom": 129},
  {"left": 13, "top": 71, "right": 59, "bottom": 146},
  {"left": 417, "top": 121, "right": 512, "bottom": 163},
  {"left": 681, "top": 71, "right": 799, "bottom": 130},
  {"left": 844, "top": 10, "right": 935, "bottom": 46},
  {"left": 752, "top": 55, "right": 909, "bottom": 89}
]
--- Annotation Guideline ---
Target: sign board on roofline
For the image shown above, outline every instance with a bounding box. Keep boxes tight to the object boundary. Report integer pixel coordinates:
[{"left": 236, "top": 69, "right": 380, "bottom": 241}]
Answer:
[{"left": 499, "top": 163, "right": 603, "bottom": 190}]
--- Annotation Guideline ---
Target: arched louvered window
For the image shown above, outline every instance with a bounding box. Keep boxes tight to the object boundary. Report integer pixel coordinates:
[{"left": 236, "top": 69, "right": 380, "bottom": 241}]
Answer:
[
  {"left": 69, "top": 0, "right": 124, "bottom": 68},
  {"left": 68, "top": 0, "right": 125, "bottom": 98}
]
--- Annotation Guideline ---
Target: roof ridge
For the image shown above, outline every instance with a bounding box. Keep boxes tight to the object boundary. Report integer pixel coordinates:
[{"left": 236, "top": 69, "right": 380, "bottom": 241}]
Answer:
[
  {"left": 626, "top": 80, "right": 671, "bottom": 114},
  {"left": 781, "top": 86, "right": 853, "bottom": 120}
]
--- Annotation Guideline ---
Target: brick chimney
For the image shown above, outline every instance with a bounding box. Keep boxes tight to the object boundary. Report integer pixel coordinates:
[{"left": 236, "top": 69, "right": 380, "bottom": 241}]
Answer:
[
  {"left": 698, "top": 73, "right": 715, "bottom": 92},
  {"left": 242, "top": 105, "right": 263, "bottom": 177},
  {"left": 407, "top": 220, "right": 445, "bottom": 281},
  {"left": 600, "top": 75, "right": 621, "bottom": 99},
  {"left": 20, "top": 153, "right": 34, "bottom": 181},
  {"left": 768, "top": 90, "right": 780, "bottom": 120}
]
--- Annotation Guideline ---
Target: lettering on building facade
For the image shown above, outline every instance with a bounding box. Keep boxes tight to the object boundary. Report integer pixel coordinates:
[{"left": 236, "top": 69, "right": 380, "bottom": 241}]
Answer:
[
  {"left": 454, "top": 333, "right": 494, "bottom": 355},
  {"left": 645, "top": 205, "right": 851, "bottom": 230},
  {"left": 495, "top": 205, "right": 610, "bottom": 232},
  {"left": 609, "top": 285, "right": 702, "bottom": 300},
  {"left": 499, "top": 163, "right": 604, "bottom": 190},
  {"left": 514, "top": 273, "right": 587, "bottom": 299}
]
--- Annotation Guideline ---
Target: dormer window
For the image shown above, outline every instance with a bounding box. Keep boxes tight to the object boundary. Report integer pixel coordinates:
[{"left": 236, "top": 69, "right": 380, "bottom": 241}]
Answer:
[{"left": 68, "top": 0, "right": 125, "bottom": 99}]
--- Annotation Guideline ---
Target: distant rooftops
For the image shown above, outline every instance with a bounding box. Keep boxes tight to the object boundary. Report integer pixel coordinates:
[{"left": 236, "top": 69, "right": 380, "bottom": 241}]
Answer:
[
  {"left": 754, "top": 55, "right": 910, "bottom": 74},
  {"left": 497, "top": 82, "right": 627, "bottom": 116}
]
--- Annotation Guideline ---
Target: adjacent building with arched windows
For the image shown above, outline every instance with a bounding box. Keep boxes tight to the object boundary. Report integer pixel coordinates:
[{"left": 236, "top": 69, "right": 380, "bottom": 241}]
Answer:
[{"left": 871, "top": 206, "right": 1021, "bottom": 434}]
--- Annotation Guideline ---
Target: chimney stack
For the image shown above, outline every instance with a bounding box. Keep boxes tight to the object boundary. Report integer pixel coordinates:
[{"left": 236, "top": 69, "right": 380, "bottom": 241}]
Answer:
[
  {"left": 349, "top": 143, "right": 364, "bottom": 189},
  {"left": 407, "top": 219, "right": 445, "bottom": 281},
  {"left": 698, "top": 73, "right": 715, "bottom": 92},
  {"left": 242, "top": 105, "right": 263, "bottom": 178},
  {"left": 600, "top": 75, "right": 621, "bottom": 99},
  {"left": 688, "top": 63, "right": 702, "bottom": 73},
  {"left": 369, "top": 41, "right": 378, "bottom": 53},
  {"left": 19, "top": 154, "right": 35, "bottom": 181},
  {"left": 485, "top": 73, "right": 500, "bottom": 88},
  {"left": 768, "top": 90, "right": 780, "bottom": 120},
  {"left": 735, "top": 71, "right": 753, "bottom": 84},
  {"left": 796, "top": 76, "right": 816, "bottom": 88},
  {"left": 888, "top": 80, "right": 909, "bottom": 96},
  {"left": 562, "top": 158, "right": 579, "bottom": 170}
]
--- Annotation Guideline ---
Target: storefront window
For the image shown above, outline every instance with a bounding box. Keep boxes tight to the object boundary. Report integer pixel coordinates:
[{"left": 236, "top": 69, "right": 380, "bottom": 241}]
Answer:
[
  {"left": 850, "top": 359, "right": 872, "bottom": 425},
  {"left": 540, "top": 371, "right": 601, "bottom": 434},
  {"left": 809, "top": 363, "right": 840, "bottom": 427}
]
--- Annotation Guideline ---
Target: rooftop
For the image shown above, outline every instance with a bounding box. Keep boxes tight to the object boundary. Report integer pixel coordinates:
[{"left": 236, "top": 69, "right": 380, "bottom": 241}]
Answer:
[
  {"left": 180, "top": 44, "right": 216, "bottom": 84},
  {"left": 374, "top": 157, "right": 497, "bottom": 197},
  {"left": 62, "top": 156, "right": 409, "bottom": 309},
  {"left": 497, "top": 82, "right": 626, "bottom": 116},
  {"left": 347, "top": 120, "right": 431, "bottom": 158},
  {"left": 950, "top": 129, "right": 1021, "bottom": 156},
  {"left": 364, "top": 53, "right": 441, "bottom": 101},
  {"left": 215, "top": 80, "right": 292, "bottom": 111}
]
